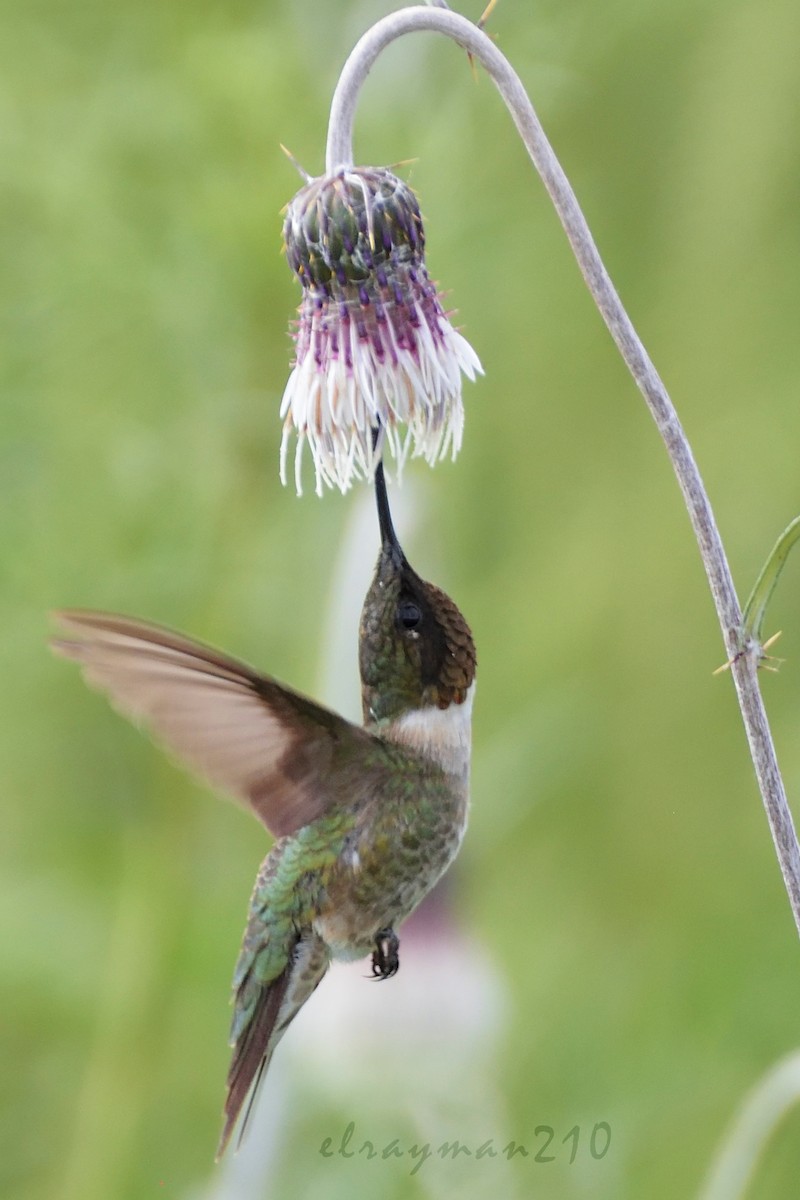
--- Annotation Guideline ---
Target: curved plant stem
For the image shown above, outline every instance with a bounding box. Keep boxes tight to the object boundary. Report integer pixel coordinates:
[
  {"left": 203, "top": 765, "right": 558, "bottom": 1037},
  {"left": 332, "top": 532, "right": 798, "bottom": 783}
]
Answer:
[
  {"left": 698, "top": 1051, "right": 800, "bottom": 1200},
  {"left": 325, "top": 5, "right": 800, "bottom": 935}
]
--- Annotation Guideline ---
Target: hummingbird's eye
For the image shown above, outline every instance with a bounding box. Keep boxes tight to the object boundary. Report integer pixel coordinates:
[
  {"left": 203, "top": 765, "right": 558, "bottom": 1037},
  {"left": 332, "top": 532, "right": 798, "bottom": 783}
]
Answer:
[{"left": 397, "top": 600, "right": 423, "bottom": 632}]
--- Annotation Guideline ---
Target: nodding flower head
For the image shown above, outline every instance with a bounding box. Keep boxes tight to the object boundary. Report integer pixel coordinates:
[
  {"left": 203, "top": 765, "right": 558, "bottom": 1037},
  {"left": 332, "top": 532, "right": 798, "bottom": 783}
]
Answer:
[{"left": 280, "top": 166, "right": 482, "bottom": 495}]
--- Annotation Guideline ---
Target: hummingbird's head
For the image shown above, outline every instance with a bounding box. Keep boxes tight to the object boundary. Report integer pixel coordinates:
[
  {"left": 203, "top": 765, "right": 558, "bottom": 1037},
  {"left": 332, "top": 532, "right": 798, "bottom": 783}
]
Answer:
[{"left": 359, "top": 464, "right": 476, "bottom": 725}]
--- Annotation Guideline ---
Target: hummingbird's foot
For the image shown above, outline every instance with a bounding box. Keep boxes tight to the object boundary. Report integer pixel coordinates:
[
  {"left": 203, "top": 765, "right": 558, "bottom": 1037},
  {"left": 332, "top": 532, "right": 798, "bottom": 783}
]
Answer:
[{"left": 371, "top": 928, "right": 400, "bottom": 980}]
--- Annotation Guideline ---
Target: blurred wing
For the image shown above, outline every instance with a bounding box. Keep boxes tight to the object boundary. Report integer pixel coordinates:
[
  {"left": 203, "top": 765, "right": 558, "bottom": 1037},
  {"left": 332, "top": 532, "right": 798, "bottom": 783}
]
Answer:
[{"left": 51, "top": 610, "right": 368, "bottom": 838}]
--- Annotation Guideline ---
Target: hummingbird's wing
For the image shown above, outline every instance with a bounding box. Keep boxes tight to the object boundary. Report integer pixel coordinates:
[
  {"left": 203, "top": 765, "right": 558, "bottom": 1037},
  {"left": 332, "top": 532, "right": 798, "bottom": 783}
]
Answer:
[{"left": 51, "top": 610, "right": 375, "bottom": 838}]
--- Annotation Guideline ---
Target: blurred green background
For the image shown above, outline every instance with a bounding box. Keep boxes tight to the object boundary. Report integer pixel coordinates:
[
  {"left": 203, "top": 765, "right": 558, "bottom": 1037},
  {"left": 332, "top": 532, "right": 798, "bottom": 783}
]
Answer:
[{"left": 4, "top": 0, "right": 800, "bottom": 1196}]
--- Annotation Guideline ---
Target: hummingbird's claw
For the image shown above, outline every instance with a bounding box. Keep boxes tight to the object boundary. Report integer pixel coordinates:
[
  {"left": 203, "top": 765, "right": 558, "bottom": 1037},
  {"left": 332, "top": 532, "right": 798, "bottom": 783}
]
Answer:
[{"left": 371, "top": 928, "right": 400, "bottom": 980}]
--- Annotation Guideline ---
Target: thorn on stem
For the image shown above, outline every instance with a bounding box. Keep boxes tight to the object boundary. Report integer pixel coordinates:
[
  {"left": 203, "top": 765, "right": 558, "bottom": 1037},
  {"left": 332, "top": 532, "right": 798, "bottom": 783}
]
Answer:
[
  {"left": 478, "top": 0, "right": 500, "bottom": 30},
  {"left": 280, "top": 144, "right": 311, "bottom": 182},
  {"left": 467, "top": 0, "right": 500, "bottom": 79},
  {"left": 713, "top": 631, "right": 784, "bottom": 676}
]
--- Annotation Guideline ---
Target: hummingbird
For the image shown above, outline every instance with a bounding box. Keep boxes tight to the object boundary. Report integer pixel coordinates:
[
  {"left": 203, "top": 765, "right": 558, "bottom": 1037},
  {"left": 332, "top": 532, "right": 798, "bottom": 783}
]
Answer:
[{"left": 50, "top": 465, "right": 476, "bottom": 1157}]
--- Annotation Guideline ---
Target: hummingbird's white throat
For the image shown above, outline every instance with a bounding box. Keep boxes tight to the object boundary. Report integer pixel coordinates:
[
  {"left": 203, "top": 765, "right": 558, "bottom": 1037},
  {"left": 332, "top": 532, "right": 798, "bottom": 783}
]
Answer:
[{"left": 388, "top": 681, "right": 475, "bottom": 778}]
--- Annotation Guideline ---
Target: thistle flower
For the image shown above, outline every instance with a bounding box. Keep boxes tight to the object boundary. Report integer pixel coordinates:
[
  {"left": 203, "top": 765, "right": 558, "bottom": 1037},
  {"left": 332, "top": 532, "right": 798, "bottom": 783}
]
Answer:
[{"left": 280, "top": 166, "right": 482, "bottom": 495}]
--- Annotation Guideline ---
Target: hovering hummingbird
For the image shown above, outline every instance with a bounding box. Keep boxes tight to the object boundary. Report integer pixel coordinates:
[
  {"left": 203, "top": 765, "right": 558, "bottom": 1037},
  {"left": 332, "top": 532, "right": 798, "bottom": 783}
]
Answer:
[{"left": 51, "top": 465, "right": 476, "bottom": 1157}]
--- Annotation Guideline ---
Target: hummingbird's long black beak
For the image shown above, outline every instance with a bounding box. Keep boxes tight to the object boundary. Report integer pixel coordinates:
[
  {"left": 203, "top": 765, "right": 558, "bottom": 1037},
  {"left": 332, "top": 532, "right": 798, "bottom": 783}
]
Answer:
[{"left": 374, "top": 453, "right": 405, "bottom": 567}]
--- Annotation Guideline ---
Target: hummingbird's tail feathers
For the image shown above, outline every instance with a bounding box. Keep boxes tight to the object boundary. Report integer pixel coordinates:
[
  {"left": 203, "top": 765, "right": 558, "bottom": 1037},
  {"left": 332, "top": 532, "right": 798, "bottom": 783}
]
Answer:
[
  {"left": 217, "top": 932, "right": 330, "bottom": 1158},
  {"left": 216, "top": 965, "right": 291, "bottom": 1159},
  {"left": 50, "top": 609, "right": 374, "bottom": 838}
]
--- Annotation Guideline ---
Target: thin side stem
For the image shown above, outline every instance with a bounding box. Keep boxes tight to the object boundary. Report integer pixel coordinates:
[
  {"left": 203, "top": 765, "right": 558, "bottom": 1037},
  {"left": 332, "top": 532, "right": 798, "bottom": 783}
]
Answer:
[
  {"left": 325, "top": 6, "right": 800, "bottom": 935},
  {"left": 742, "top": 515, "right": 800, "bottom": 645}
]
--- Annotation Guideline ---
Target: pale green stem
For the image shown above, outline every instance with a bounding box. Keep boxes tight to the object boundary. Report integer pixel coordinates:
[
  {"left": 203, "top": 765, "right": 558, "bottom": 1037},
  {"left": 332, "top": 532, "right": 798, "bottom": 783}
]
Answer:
[
  {"left": 742, "top": 516, "right": 800, "bottom": 645},
  {"left": 698, "top": 1051, "right": 800, "bottom": 1200},
  {"left": 325, "top": 5, "right": 800, "bottom": 935}
]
